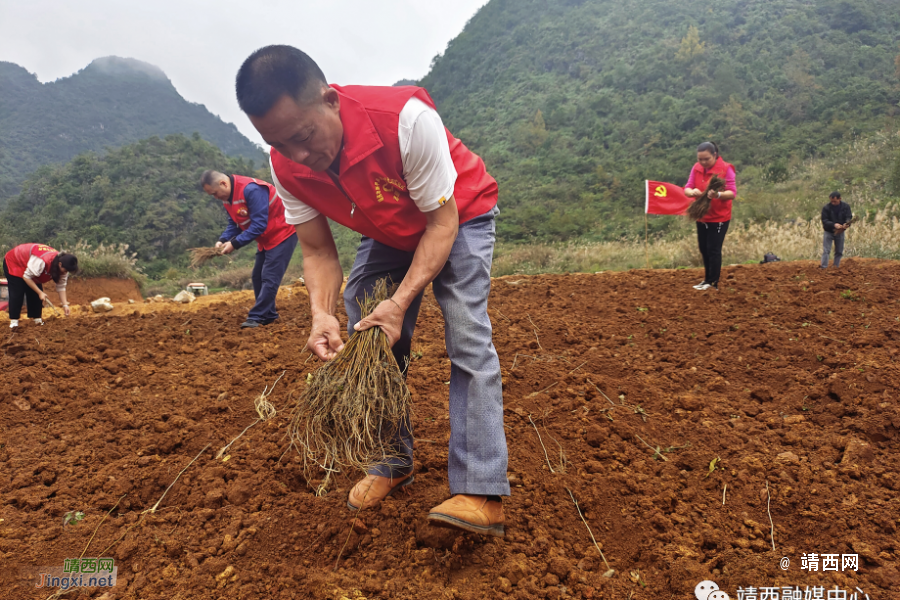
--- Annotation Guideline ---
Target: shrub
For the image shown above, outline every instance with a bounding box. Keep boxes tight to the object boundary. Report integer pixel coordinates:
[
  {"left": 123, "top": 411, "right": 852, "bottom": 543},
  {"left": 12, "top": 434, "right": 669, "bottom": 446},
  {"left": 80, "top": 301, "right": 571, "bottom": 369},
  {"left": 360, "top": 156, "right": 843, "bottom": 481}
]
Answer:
[{"left": 67, "top": 241, "right": 146, "bottom": 289}]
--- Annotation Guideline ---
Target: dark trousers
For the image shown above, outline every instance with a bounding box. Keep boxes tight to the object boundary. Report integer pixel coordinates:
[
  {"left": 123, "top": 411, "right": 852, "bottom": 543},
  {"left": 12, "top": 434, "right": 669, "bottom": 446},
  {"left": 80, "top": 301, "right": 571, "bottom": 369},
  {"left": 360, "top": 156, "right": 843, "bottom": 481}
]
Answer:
[
  {"left": 247, "top": 233, "right": 298, "bottom": 323},
  {"left": 696, "top": 220, "right": 730, "bottom": 285},
  {"left": 3, "top": 260, "right": 43, "bottom": 320}
]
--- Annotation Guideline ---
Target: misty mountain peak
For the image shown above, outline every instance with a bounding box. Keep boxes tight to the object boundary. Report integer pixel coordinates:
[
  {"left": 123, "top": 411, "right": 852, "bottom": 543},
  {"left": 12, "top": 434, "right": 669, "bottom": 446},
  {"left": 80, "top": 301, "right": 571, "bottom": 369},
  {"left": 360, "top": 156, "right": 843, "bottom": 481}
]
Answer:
[{"left": 83, "top": 56, "right": 170, "bottom": 82}]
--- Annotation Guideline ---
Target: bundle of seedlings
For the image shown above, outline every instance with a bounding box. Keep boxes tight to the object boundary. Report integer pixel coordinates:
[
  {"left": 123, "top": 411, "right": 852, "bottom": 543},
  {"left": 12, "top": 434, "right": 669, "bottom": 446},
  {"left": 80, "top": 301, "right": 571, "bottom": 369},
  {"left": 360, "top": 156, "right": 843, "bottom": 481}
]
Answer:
[
  {"left": 290, "top": 277, "right": 411, "bottom": 482},
  {"left": 188, "top": 247, "right": 224, "bottom": 268},
  {"left": 686, "top": 175, "right": 727, "bottom": 221}
]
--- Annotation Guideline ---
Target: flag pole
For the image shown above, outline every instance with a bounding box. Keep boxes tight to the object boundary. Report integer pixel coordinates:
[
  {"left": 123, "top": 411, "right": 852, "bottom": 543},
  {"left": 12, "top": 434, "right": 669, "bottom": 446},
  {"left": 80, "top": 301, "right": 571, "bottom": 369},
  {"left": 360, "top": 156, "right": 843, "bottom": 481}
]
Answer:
[
  {"left": 644, "top": 213, "right": 650, "bottom": 269},
  {"left": 643, "top": 179, "right": 651, "bottom": 269}
]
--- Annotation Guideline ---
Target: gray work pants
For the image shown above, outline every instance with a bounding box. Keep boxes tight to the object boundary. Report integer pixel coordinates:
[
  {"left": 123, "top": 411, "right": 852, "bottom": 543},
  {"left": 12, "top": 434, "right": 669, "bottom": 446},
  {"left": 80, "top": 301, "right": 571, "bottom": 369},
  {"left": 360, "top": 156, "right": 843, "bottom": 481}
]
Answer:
[
  {"left": 821, "top": 230, "right": 844, "bottom": 268},
  {"left": 343, "top": 206, "right": 510, "bottom": 496}
]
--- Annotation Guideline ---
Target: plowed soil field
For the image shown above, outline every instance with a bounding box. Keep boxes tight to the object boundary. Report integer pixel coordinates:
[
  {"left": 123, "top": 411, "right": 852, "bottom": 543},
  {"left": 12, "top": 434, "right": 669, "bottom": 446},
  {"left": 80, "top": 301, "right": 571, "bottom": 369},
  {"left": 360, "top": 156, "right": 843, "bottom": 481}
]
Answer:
[{"left": 2, "top": 259, "right": 899, "bottom": 600}]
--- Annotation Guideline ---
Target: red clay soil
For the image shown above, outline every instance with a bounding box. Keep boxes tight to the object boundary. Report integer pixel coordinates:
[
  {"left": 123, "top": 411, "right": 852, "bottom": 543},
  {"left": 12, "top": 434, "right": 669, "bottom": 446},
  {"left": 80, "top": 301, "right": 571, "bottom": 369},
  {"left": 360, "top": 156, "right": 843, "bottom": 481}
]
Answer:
[
  {"left": 43, "top": 277, "right": 143, "bottom": 305},
  {"left": 1, "top": 259, "right": 899, "bottom": 600}
]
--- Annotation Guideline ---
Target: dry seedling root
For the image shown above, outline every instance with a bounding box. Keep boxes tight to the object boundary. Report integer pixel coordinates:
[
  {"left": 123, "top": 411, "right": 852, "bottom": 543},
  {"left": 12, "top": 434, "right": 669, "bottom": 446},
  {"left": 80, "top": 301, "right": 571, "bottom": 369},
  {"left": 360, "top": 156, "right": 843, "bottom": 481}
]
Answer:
[
  {"left": 290, "top": 277, "right": 411, "bottom": 481},
  {"left": 188, "top": 246, "right": 224, "bottom": 268},
  {"left": 687, "top": 175, "right": 727, "bottom": 221}
]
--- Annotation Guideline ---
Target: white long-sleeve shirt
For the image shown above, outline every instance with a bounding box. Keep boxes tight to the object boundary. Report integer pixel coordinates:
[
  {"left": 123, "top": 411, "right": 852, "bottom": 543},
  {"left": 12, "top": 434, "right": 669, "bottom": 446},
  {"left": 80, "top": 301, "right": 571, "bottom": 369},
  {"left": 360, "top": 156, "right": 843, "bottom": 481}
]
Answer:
[{"left": 24, "top": 255, "right": 68, "bottom": 291}]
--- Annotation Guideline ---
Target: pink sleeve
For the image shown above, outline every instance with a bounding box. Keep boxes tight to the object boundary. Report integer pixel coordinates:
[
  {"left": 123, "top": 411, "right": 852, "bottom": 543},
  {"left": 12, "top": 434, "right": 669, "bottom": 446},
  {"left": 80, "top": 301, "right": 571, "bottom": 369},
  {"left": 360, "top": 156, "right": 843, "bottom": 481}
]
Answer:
[
  {"left": 725, "top": 166, "right": 737, "bottom": 196},
  {"left": 684, "top": 168, "right": 697, "bottom": 190}
]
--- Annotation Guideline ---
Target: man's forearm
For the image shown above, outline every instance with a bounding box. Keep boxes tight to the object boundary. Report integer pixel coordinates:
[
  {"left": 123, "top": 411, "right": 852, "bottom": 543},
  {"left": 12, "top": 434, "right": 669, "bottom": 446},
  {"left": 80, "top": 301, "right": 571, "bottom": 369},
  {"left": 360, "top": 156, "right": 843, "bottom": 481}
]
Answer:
[
  {"left": 304, "top": 250, "right": 343, "bottom": 317},
  {"left": 392, "top": 219, "right": 458, "bottom": 310}
]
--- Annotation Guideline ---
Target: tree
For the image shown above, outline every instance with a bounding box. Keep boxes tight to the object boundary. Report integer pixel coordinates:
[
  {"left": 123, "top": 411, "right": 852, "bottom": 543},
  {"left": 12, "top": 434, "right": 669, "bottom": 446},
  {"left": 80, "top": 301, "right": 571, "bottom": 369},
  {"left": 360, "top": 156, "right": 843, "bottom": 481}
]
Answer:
[{"left": 675, "top": 26, "right": 706, "bottom": 63}]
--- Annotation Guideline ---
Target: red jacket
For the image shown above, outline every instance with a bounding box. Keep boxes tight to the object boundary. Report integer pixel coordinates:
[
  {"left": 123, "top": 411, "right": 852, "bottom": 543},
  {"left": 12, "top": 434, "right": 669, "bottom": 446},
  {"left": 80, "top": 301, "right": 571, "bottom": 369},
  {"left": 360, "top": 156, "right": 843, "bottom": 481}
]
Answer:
[
  {"left": 686, "top": 157, "right": 736, "bottom": 223},
  {"left": 270, "top": 85, "right": 498, "bottom": 252},
  {"left": 222, "top": 175, "right": 296, "bottom": 251},
  {"left": 4, "top": 243, "right": 57, "bottom": 282}
]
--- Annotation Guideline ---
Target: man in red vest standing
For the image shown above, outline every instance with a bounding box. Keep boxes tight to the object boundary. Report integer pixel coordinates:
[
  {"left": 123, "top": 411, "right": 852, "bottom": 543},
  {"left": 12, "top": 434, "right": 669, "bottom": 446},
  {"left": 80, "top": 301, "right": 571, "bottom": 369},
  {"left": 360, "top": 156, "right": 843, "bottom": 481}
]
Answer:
[
  {"left": 236, "top": 45, "right": 509, "bottom": 536},
  {"left": 201, "top": 170, "right": 298, "bottom": 328}
]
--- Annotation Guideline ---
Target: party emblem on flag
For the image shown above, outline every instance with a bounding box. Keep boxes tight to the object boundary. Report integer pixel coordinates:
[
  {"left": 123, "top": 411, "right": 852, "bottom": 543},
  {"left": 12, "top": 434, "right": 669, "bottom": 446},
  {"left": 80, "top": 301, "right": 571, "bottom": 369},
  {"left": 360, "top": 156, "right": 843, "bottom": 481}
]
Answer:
[{"left": 645, "top": 181, "right": 690, "bottom": 215}]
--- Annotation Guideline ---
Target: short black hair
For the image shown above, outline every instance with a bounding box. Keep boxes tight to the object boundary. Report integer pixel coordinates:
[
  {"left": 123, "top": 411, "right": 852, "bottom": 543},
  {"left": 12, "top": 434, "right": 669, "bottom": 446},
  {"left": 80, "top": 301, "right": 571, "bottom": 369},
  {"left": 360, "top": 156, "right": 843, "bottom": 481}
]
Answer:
[
  {"left": 236, "top": 45, "right": 327, "bottom": 117},
  {"left": 829, "top": 191, "right": 842, "bottom": 199},
  {"left": 697, "top": 141, "right": 719, "bottom": 157}
]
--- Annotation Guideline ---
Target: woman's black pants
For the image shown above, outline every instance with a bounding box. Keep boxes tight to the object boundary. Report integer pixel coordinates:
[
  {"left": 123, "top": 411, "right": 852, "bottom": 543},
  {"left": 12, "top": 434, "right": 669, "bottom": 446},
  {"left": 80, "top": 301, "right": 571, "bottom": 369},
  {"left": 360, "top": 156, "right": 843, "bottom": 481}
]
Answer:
[
  {"left": 3, "top": 260, "right": 43, "bottom": 320},
  {"left": 696, "top": 220, "right": 730, "bottom": 285}
]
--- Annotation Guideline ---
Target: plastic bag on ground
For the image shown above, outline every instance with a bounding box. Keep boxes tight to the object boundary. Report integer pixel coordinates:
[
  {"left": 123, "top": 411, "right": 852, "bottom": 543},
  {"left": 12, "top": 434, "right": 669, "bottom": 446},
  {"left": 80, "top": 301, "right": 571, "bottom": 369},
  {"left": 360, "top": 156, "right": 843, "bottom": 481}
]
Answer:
[{"left": 90, "top": 297, "right": 114, "bottom": 313}]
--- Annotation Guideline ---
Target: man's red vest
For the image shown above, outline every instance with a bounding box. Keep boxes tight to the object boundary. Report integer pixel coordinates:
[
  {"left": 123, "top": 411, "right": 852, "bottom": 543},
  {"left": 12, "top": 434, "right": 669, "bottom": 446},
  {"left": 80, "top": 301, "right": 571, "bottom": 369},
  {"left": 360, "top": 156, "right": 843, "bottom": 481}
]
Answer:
[
  {"left": 689, "top": 156, "right": 736, "bottom": 223},
  {"left": 270, "top": 85, "right": 498, "bottom": 252},
  {"left": 222, "top": 176, "right": 296, "bottom": 251},
  {"left": 4, "top": 243, "right": 58, "bottom": 282}
]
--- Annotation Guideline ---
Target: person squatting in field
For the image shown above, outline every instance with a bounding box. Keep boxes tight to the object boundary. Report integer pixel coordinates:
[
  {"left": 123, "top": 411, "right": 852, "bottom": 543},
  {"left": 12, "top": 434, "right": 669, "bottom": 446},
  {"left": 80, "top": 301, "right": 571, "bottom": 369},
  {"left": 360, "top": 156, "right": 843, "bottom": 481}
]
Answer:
[
  {"left": 820, "top": 191, "right": 852, "bottom": 269},
  {"left": 684, "top": 141, "right": 737, "bottom": 291},
  {"left": 236, "top": 45, "right": 509, "bottom": 537},
  {"left": 3, "top": 243, "right": 78, "bottom": 328},
  {"left": 201, "top": 170, "right": 298, "bottom": 328}
]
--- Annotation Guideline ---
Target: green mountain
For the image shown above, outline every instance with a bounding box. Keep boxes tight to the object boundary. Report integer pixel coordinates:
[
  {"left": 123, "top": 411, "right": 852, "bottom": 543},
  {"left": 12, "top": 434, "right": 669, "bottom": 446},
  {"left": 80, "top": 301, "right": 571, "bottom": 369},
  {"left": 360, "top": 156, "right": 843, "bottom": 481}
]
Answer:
[
  {"left": 0, "top": 134, "right": 267, "bottom": 277},
  {"left": 420, "top": 0, "right": 900, "bottom": 241},
  {"left": 0, "top": 57, "right": 264, "bottom": 201}
]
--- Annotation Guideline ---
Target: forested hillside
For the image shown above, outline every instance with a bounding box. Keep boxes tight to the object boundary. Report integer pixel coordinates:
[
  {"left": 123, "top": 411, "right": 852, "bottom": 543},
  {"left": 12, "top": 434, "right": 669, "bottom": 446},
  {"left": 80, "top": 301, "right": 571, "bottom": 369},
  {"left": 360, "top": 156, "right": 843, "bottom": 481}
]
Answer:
[
  {"left": 420, "top": 0, "right": 900, "bottom": 241},
  {"left": 0, "top": 57, "right": 263, "bottom": 201},
  {"left": 0, "top": 134, "right": 266, "bottom": 277}
]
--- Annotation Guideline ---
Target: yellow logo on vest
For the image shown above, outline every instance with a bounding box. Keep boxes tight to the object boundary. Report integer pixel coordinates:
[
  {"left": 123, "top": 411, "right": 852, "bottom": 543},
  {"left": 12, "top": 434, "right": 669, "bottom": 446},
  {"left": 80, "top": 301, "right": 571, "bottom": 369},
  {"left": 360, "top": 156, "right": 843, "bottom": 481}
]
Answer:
[
  {"left": 654, "top": 185, "right": 667, "bottom": 197},
  {"left": 237, "top": 208, "right": 249, "bottom": 218},
  {"left": 374, "top": 176, "right": 407, "bottom": 203}
]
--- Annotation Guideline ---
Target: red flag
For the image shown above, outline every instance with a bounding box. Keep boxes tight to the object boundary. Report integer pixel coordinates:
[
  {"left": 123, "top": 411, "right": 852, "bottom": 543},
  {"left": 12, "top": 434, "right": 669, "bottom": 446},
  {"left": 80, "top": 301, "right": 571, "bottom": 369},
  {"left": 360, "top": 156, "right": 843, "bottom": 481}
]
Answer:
[{"left": 645, "top": 180, "right": 690, "bottom": 215}]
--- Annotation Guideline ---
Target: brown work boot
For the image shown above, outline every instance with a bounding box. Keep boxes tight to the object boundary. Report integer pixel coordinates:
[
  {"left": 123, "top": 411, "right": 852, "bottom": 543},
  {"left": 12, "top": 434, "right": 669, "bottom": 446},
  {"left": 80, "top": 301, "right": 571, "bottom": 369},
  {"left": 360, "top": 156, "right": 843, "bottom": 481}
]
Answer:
[
  {"left": 427, "top": 494, "right": 505, "bottom": 537},
  {"left": 347, "top": 473, "right": 414, "bottom": 511}
]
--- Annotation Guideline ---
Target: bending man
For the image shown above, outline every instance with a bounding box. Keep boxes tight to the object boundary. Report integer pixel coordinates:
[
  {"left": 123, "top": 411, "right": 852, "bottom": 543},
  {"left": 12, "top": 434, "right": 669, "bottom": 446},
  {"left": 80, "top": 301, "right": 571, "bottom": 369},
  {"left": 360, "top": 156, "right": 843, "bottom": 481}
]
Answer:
[
  {"left": 201, "top": 170, "right": 298, "bottom": 328},
  {"left": 236, "top": 45, "right": 509, "bottom": 536}
]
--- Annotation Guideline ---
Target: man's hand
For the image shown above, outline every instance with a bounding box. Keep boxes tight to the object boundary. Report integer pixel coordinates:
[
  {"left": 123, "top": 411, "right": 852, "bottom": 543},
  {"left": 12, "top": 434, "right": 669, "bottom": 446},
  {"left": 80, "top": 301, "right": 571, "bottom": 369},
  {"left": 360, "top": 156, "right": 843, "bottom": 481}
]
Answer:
[
  {"left": 220, "top": 241, "right": 235, "bottom": 255},
  {"left": 354, "top": 298, "right": 405, "bottom": 347},
  {"left": 215, "top": 241, "right": 225, "bottom": 251},
  {"left": 308, "top": 313, "right": 344, "bottom": 360}
]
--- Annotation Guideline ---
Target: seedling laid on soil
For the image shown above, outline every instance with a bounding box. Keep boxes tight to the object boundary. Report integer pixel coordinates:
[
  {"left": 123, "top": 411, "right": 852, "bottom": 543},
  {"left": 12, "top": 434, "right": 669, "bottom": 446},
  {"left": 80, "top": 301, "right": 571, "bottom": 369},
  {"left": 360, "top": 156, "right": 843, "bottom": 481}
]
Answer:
[{"left": 841, "top": 289, "right": 858, "bottom": 300}]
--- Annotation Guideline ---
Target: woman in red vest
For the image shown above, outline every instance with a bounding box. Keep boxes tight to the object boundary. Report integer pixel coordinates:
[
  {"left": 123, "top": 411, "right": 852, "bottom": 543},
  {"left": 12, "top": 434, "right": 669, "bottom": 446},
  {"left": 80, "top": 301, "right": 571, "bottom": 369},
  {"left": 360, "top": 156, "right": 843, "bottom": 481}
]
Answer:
[
  {"left": 3, "top": 243, "right": 78, "bottom": 328},
  {"left": 684, "top": 141, "right": 737, "bottom": 290}
]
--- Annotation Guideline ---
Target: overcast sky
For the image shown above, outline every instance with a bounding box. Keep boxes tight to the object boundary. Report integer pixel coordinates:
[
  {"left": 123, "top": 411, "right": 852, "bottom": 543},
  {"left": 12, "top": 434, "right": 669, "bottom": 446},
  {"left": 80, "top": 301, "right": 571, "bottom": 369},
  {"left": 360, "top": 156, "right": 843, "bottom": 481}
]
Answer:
[{"left": 0, "top": 0, "right": 489, "bottom": 147}]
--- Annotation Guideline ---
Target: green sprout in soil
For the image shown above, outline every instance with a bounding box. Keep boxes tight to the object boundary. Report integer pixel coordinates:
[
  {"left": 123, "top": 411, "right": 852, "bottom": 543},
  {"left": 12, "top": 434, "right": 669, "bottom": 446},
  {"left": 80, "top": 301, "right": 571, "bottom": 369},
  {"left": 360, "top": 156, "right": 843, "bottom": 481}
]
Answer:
[
  {"left": 704, "top": 457, "right": 721, "bottom": 479},
  {"left": 840, "top": 289, "right": 858, "bottom": 301},
  {"left": 63, "top": 511, "right": 85, "bottom": 526}
]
